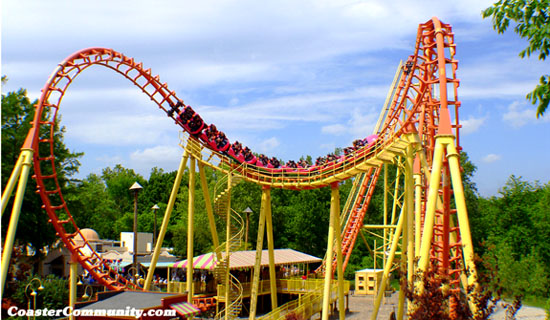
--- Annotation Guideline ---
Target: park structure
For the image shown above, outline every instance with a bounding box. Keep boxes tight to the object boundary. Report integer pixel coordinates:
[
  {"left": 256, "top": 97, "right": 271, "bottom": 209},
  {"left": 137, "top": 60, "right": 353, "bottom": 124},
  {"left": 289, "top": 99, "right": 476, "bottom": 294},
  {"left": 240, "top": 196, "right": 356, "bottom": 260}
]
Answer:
[{"left": 1, "top": 17, "right": 478, "bottom": 319}]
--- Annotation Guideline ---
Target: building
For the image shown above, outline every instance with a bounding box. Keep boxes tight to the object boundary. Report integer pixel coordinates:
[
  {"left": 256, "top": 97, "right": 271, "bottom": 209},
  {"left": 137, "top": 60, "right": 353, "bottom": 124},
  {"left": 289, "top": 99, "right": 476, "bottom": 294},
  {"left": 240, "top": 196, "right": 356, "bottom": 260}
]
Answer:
[
  {"left": 120, "top": 232, "right": 153, "bottom": 254},
  {"left": 354, "top": 268, "right": 385, "bottom": 295},
  {"left": 41, "top": 229, "right": 176, "bottom": 278}
]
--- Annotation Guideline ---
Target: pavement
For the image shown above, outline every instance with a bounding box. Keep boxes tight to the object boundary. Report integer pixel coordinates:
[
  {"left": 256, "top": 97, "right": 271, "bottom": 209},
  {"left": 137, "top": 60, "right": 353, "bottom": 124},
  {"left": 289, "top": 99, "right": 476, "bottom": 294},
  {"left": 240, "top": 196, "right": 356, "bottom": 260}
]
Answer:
[{"left": 333, "top": 292, "right": 548, "bottom": 320}]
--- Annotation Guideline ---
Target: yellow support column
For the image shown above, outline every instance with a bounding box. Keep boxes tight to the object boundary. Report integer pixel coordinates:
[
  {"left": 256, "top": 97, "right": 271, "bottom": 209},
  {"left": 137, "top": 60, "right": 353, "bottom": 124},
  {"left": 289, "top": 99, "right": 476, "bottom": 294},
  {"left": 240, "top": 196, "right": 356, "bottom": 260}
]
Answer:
[
  {"left": 397, "top": 198, "right": 408, "bottom": 319},
  {"left": 322, "top": 182, "right": 339, "bottom": 320},
  {"left": 414, "top": 169, "right": 422, "bottom": 258},
  {"left": 370, "top": 207, "right": 405, "bottom": 320},
  {"left": 1, "top": 149, "right": 33, "bottom": 293},
  {"left": 1, "top": 151, "right": 26, "bottom": 217},
  {"left": 446, "top": 141, "right": 478, "bottom": 288},
  {"left": 69, "top": 258, "right": 78, "bottom": 320},
  {"left": 264, "top": 188, "right": 278, "bottom": 310},
  {"left": 145, "top": 151, "right": 188, "bottom": 290},
  {"left": 249, "top": 187, "right": 268, "bottom": 320},
  {"left": 333, "top": 184, "right": 345, "bottom": 320},
  {"left": 383, "top": 164, "right": 388, "bottom": 270},
  {"left": 187, "top": 157, "right": 196, "bottom": 302},
  {"left": 417, "top": 138, "right": 445, "bottom": 272},
  {"left": 198, "top": 163, "right": 221, "bottom": 259},
  {"left": 404, "top": 141, "right": 416, "bottom": 317},
  {"left": 224, "top": 174, "right": 232, "bottom": 320}
]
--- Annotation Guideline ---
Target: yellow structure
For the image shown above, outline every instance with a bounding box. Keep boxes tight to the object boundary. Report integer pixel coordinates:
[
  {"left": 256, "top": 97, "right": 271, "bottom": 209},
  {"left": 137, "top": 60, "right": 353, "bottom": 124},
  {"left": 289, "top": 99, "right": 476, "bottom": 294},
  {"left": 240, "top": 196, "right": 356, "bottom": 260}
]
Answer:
[{"left": 355, "top": 268, "right": 384, "bottom": 295}]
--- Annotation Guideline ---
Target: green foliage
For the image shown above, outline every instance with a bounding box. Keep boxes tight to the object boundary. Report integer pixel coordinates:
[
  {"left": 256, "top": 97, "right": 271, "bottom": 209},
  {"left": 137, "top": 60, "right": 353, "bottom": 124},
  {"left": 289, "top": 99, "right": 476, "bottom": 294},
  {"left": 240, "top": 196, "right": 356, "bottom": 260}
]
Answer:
[
  {"left": 12, "top": 274, "right": 68, "bottom": 319},
  {"left": 473, "top": 176, "right": 550, "bottom": 300},
  {"left": 1, "top": 81, "right": 83, "bottom": 255},
  {"left": 482, "top": 0, "right": 550, "bottom": 117}
]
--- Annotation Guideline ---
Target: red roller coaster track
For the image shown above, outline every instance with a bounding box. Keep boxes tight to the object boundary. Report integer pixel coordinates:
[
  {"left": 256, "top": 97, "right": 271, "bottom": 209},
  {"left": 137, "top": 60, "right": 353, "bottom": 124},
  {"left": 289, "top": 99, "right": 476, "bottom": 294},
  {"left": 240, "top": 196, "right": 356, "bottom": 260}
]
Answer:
[{"left": 23, "top": 17, "right": 463, "bottom": 291}]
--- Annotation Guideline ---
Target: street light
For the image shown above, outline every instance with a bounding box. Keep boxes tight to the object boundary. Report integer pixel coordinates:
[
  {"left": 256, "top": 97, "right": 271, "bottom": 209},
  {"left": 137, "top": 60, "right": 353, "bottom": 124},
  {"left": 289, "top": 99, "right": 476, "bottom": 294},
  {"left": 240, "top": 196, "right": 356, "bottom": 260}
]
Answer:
[
  {"left": 25, "top": 278, "right": 44, "bottom": 320},
  {"left": 151, "top": 204, "right": 160, "bottom": 248},
  {"left": 81, "top": 285, "right": 93, "bottom": 301},
  {"left": 243, "top": 207, "right": 253, "bottom": 250},
  {"left": 129, "top": 181, "right": 143, "bottom": 285}
]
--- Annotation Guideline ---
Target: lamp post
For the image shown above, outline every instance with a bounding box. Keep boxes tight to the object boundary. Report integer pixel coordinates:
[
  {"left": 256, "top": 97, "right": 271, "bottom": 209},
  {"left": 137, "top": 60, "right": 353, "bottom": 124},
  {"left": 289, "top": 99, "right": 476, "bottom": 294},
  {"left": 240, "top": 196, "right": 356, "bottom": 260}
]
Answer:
[
  {"left": 243, "top": 207, "right": 253, "bottom": 250},
  {"left": 25, "top": 278, "right": 44, "bottom": 320},
  {"left": 151, "top": 204, "right": 160, "bottom": 248},
  {"left": 81, "top": 285, "right": 93, "bottom": 301},
  {"left": 129, "top": 182, "right": 143, "bottom": 285}
]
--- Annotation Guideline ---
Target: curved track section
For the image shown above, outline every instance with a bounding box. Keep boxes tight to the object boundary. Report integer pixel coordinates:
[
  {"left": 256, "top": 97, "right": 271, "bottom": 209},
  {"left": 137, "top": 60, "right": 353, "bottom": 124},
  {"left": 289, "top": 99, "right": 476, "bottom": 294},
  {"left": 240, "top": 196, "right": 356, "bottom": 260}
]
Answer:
[{"left": 27, "top": 17, "right": 461, "bottom": 290}]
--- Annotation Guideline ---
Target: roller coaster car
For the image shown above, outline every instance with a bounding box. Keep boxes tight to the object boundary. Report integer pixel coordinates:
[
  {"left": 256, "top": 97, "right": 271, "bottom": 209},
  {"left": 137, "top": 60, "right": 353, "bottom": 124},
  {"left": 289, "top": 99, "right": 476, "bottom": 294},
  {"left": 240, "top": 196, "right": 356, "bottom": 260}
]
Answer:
[
  {"left": 215, "top": 135, "right": 230, "bottom": 152},
  {"left": 186, "top": 114, "right": 205, "bottom": 135},
  {"left": 228, "top": 145, "right": 245, "bottom": 162},
  {"left": 245, "top": 155, "right": 257, "bottom": 165}
]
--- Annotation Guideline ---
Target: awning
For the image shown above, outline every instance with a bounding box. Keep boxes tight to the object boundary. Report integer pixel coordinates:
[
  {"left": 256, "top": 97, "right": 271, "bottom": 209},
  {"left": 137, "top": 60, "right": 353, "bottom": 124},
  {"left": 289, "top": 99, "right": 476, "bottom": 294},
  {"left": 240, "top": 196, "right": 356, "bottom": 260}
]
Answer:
[
  {"left": 170, "top": 249, "right": 321, "bottom": 270},
  {"left": 171, "top": 252, "right": 217, "bottom": 270},
  {"left": 140, "top": 261, "right": 175, "bottom": 268},
  {"left": 169, "top": 302, "right": 200, "bottom": 317}
]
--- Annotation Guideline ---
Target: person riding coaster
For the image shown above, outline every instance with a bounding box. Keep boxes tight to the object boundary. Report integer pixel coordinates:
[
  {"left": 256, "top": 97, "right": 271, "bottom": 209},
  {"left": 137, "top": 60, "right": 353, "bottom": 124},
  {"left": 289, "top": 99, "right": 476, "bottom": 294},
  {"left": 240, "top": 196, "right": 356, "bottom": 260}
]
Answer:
[
  {"left": 228, "top": 141, "right": 245, "bottom": 162},
  {"left": 179, "top": 105, "right": 195, "bottom": 124},
  {"left": 242, "top": 147, "right": 257, "bottom": 164},
  {"left": 187, "top": 114, "right": 204, "bottom": 135},
  {"left": 167, "top": 100, "right": 184, "bottom": 118},
  {"left": 214, "top": 132, "right": 230, "bottom": 152}
]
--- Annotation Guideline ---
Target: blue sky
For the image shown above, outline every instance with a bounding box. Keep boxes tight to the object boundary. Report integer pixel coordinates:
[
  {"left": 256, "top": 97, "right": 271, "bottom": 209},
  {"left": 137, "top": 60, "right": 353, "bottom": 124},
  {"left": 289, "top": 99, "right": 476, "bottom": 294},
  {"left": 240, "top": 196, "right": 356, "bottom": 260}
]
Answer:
[{"left": 2, "top": 0, "right": 549, "bottom": 197}]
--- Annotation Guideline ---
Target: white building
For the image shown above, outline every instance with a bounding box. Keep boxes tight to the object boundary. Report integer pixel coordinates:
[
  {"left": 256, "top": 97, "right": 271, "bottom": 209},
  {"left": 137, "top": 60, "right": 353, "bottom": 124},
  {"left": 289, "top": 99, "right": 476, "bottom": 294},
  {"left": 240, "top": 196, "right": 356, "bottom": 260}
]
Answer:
[{"left": 120, "top": 232, "right": 154, "bottom": 254}]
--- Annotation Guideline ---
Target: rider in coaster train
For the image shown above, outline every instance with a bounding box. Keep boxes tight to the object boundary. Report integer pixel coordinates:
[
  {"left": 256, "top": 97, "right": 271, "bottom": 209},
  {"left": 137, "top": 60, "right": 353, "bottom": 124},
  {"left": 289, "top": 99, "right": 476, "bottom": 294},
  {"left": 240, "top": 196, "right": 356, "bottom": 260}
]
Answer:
[
  {"left": 231, "top": 141, "right": 243, "bottom": 154},
  {"left": 215, "top": 131, "right": 229, "bottom": 150},
  {"left": 188, "top": 114, "right": 203, "bottom": 134},
  {"left": 205, "top": 124, "right": 218, "bottom": 141},
  {"left": 243, "top": 147, "right": 255, "bottom": 162},
  {"left": 269, "top": 157, "right": 281, "bottom": 168}
]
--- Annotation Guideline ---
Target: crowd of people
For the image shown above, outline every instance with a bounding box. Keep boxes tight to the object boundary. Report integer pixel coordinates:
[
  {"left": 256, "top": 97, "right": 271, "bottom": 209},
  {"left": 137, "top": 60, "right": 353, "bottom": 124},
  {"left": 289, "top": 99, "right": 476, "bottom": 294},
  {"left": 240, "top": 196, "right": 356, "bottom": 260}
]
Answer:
[{"left": 168, "top": 100, "right": 379, "bottom": 172}]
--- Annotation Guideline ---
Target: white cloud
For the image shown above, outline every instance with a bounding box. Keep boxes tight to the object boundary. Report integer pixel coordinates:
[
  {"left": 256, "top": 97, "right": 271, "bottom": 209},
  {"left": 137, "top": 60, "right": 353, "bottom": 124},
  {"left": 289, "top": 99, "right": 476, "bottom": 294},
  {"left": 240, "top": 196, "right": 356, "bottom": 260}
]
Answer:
[
  {"left": 321, "top": 107, "right": 377, "bottom": 138},
  {"left": 258, "top": 137, "right": 281, "bottom": 154},
  {"left": 482, "top": 153, "right": 501, "bottom": 163},
  {"left": 460, "top": 115, "right": 486, "bottom": 135},
  {"left": 129, "top": 145, "right": 183, "bottom": 173},
  {"left": 67, "top": 114, "right": 176, "bottom": 146},
  {"left": 322, "top": 124, "right": 347, "bottom": 135},
  {"left": 502, "top": 101, "right": 550, "bottom": 128}
]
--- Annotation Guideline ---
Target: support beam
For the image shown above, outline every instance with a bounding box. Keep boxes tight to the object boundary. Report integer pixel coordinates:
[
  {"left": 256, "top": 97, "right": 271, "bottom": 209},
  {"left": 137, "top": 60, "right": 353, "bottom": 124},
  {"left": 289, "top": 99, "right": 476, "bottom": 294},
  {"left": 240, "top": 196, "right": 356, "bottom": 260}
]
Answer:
[
  {"left": 370, "top": 207, "right": 405, "bottom": 320},
  {"left": 322, "top": 182, "right": 340, "bottom": 320},
  {"left": 1, "top": 150, "right": 26, "bottom": 217},
  {"left": 333, "top": 184, "right": 345, "bottom": 320},
  {"left": 198, "top": 163, "right": 221, "bottom": 260},
  {"left": 224, "top": 174, "right": 232, "bottom": 320},
  {"left": 249, "top": 187, "right": 269, "bottom": 320},
  {"left": 187, "top": 157, "right": 196, "bottom": 302},
  {"left": 264, "top": 188, "right": 278, "bottom": 309},
  {"left": 403, "top": 141, "right": 416, "bottom": 316},
  {"left": 417, "top": 138, "right": 445, "bottom": 272},
  {"left": 414, "top": 170, "right": 422, "bottom": 258},
  {"left": 145, "top": 151, "right": 188, "bottom": 290},
  {"left": 446, "top": 141, "right": 478, "bottom": 288},
  {"left": 69, "top": 258, "right": 78, "bottom": 320},
  {"left": 383, "top": 164, "right": 388, "bottom": 271},
  {"left": 1, "top": 149, "right": 33, "bottom": 294}
]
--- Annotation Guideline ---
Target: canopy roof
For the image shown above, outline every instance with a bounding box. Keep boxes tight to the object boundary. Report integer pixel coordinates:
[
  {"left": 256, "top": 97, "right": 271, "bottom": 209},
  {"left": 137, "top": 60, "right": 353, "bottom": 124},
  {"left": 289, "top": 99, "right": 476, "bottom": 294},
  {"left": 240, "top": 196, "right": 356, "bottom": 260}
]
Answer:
[{"left": 170, "top": 249, "right": 321, "bottom": 270}]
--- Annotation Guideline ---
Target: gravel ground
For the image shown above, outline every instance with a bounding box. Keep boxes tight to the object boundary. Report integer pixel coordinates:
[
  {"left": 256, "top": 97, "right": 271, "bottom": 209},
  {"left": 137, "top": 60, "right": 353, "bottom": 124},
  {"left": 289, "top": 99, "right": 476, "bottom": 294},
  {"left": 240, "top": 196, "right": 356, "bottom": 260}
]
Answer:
[{"left": 323, "top": 292, "right": 548, "bottom": 320}]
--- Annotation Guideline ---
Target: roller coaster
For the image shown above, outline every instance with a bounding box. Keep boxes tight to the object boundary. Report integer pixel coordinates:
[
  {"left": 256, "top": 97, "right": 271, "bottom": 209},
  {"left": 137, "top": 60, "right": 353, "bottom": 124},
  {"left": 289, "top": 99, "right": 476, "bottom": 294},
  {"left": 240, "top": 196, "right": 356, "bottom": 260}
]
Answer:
[{"left": 2, "top": 17, "right": 478, "bottom": 319}]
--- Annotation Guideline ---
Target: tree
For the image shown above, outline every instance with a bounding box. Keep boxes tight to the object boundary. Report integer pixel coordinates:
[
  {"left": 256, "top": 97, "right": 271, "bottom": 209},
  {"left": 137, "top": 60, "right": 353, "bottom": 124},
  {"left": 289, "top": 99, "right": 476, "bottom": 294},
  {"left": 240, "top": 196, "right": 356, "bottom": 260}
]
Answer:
[
  {"left": 1, "top": 80, "right": 83, "bottom": 259},
  {"left": 482, "top": 0, "right": 550, "bottom": 117}
]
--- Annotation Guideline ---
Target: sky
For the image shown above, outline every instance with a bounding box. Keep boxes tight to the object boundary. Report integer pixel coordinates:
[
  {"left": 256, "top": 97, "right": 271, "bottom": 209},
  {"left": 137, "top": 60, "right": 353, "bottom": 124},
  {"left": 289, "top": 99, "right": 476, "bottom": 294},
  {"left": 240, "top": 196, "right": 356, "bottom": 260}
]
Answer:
[{"left": 2, "top": 0, "right": 549, "bottom": 197}]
